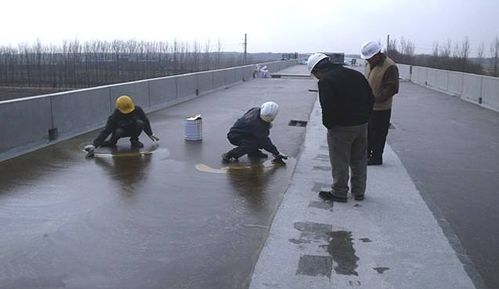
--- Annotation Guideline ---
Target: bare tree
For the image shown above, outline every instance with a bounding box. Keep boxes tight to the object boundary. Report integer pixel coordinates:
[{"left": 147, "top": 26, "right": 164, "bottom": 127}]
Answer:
[
  {"left": 432, "top": 42, "right": 439, "bottom": 57},
  {"left": 477, "top": 41, "right": 485, "bottom": 59},
  {"left": 491, "top": 36, "right": 499, "bottom": 76}
]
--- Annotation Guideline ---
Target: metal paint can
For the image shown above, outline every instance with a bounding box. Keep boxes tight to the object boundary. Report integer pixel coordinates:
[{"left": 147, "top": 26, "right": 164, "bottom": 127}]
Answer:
[{"left": 184, "top": 114, "right": 202, "bottom": 141}]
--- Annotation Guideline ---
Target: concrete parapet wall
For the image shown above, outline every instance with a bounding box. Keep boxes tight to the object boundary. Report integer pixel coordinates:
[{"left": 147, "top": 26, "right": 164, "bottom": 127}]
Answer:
[
  {"left": 481, "top": 76, "right": 499, "bottom": 110},
  {"left": 51, "top": 88, "right": 112, "bottom": 138},
  {"left": 0, "top": 60, "right": 297, "bottom": 161},
  {"left": 0, "top": 97, "right": 52, "bottom": 154},
  {"left": 401, "top": 64, "right": 499, "bottom": 112},
  {"left": 411, "top": 66, "right": 428, "bottom": 85},
  {"left": 462, "top": 73, "right": 483, "bottom": 103},
  {"left": 398, "top": 64, "right": 411, "bottom": 80},
  {"left": 447, "top": 71, "right": 464, "bottom": 96}
]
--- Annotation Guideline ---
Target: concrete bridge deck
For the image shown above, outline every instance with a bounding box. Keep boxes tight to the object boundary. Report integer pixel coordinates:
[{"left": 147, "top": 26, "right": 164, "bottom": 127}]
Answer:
[{"left": 1, "top": 65, "right": 498, "bottom": 289}]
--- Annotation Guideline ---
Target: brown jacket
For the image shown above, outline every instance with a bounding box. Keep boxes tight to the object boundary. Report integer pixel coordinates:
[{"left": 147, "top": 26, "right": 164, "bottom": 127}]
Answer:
[{"left": 365, "top": 54, "right": 399, "bottom": 111}]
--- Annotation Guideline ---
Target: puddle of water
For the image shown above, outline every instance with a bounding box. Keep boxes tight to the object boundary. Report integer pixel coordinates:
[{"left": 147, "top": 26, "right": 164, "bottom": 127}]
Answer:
[
  {"left": 80, "top": 143, "right": 164, "bottom": 158},
  {"left": 321, "top": 231, "right": 359, "bottom": 276},
  {"left": 195, "top": 160, "right": 279, "bottom": 174}
]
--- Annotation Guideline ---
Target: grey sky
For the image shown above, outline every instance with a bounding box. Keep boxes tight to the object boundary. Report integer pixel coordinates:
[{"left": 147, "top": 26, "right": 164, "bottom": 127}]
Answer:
[{"left": 1, "top": 0, "right": 498, "bottom": 56}]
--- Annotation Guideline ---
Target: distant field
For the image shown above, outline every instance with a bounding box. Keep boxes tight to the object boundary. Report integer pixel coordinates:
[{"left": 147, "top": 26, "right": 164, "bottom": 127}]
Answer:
[{"left": 0, "top": 87, "right": 66, "bottom": 101}]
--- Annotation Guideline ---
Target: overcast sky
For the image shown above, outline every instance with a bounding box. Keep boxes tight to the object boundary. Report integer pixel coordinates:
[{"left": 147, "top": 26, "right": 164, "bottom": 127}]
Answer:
[{"left": 1, "top": 0, "right": 498, "bottom": 56}]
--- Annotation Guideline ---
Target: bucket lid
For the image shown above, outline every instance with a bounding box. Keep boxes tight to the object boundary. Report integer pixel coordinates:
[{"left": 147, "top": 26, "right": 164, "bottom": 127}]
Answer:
[{"left": 186, "top": 114, "right": 202, "bottom": 120}]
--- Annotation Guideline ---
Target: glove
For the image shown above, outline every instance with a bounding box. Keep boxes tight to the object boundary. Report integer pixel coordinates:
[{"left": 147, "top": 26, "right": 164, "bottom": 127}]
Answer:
[
  {"left": 84, "top": 144, "right": 95, "bottom": 158},
  {"left": 84, "top": 144, "right": 95, "bottom": 152},
  {"left": 272, "top": 154, "right": 288, "bottom": 164},
  {"left": 149, "top": 135, "right": 160, "bottom": 142}
]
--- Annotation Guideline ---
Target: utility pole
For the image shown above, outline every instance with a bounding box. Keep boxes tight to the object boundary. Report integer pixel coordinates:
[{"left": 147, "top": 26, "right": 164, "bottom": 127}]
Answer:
[
  {"left": 243, "top": 33, "right": 247, "bottom": 64},
  {"left": 386, "top": 34, "right": 390, "bottom": 57}
]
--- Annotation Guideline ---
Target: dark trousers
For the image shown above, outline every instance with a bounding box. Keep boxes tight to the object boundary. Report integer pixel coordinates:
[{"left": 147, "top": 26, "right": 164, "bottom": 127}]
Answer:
[
  {"left": 227, "top": 136, "right": 262, "bottom": 159},
  {"left": 327, "top": 124, "right": 368, "bottom": 197},
  {"left": 108, "top": 120, "right": 144, "bottom": 144},
  {"left": 368, "top": 109, "right": 391, "bottom": 161}
]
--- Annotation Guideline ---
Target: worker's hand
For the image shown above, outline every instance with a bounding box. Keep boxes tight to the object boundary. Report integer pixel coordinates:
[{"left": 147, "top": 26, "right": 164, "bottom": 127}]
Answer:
[
  {"left": 275, "top": 154, "right": 288, "bottom": 160},
  {"left": 149, "top": 135, "right": 160, "bottom": 142},
  {"left": 272, "top": 154, "right": 288, "bottom": 165},
  {"left": 84, "top": 144, "right": 95, "bottom": 152},
  {"left": 84, "top": 144, "right": 95, "bottom": 158}
]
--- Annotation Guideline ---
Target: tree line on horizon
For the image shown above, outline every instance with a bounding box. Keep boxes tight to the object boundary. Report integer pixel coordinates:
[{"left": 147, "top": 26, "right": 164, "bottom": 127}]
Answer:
[
  {"left": 386, "top": 36, "right": 499, "bottom": 77},
  {"left": 0, "top": 39, "right": 287, "bottom": 90}
]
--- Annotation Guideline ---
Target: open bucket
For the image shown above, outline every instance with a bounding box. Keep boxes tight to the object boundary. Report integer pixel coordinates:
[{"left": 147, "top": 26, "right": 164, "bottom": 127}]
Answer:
[{"left": 184, "top": 114, "right": 202, "bottom": 141}]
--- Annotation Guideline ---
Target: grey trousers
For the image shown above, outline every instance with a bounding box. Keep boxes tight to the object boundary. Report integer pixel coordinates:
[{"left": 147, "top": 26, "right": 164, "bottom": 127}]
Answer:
[{"left": 327, "top": 123, "right": 368, "bottom": 198}]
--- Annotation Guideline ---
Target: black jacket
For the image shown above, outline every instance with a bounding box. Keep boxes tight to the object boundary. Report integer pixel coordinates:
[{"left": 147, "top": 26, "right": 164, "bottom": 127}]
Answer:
[
  {"left": 227, "top": 107, "right": 279, "bottom": 155},
  {"left": 93, "top": 106, "right": 153, "bottom": 146},
  {"left": 318, "top": 63, "right": 374, "bottom": 129}
]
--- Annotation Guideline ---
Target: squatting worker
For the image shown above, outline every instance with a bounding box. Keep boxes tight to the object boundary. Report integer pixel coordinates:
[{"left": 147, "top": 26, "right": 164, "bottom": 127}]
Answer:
[
  {"left": 84, "top": 95, "right": 159, "bottom": 157},
  {"left": 307, "top": 53, "right": 374, "bottom": 202},
  {"left": 361, "top": 41, "right": 399, "bottom": 165},
  {"left": 222, "top": 101, "right": 288, "bottom": 164}
]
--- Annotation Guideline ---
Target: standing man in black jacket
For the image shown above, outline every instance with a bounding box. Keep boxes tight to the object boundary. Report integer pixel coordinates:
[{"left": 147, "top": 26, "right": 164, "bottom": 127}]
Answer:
[
  {"left": 84, "top": 95, "right": 159, "bottom": 157},
  {"left": 307, "top": 53, "right": 374, "bottom": 202}
]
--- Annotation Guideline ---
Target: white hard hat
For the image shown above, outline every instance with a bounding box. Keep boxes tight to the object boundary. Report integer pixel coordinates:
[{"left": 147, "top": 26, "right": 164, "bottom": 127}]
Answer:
[
  {"left": 260, "top": 101, "right": 279, "bottom": 123},
  {"left": 361, "top": 41, "right": 381, "bottom": 59},
  {"left": 307, "top": 53, "right": 329, "bottom": 72}
]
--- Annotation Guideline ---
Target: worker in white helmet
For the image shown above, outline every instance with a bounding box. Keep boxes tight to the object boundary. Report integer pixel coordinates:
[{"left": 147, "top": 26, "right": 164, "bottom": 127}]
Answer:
[
  {"left": 83, "top": 95, "right": 159, "bottom": 157},
  {"left": 361, "top": 41, "right": 399, "bottom": 165},
  {"left": 222, "top": 101, "right": 287, "bottom": 164},
  {"left": 307, "top": 52, "right": 374, "bottom": 202}
]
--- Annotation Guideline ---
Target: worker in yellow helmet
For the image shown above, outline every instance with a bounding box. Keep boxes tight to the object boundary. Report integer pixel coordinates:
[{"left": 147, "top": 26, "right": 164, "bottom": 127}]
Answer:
[{"left": 84, "top": 95, "right": 159, "bottom": 157}]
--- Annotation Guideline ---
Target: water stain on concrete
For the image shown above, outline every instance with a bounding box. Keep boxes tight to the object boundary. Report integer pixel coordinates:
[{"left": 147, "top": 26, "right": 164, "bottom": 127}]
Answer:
[
  {"left": 308, "top": 200, "right": 333, "bottom": 210},
  {"left": 291, "top": 223, "right": 359, "bottom": 277},
  {"left": 373, "top": 267, "right": 390, "bottom": 274},
  {"left": 289, "top": 238, "right": 311, "bottom": 245},
  {"left": 353, "top": 204, "right": 362, "bottom": 207},
  {"left": 312, "top": 182, "right": 331, "bottom": 192},
  {"left": 296, "top": 255, "right": 333, "bottom": 278},
  {"left": 195, "top": 160, "right": 276, "bottom": 174},
  {"left": 294, "top": 222, "right": 332, "bottom": 236},
  {"left": 313, "top": 166, "right": 331, "bottom": 171},
  {"left": 359, "top": 238, "right": 372, "bottom": 243},
  {"left": 313, "top": 154, "right": 330, "bottom": 162},
  {"left": 321, "top": 231, "right": 359, "bottom": 276}
]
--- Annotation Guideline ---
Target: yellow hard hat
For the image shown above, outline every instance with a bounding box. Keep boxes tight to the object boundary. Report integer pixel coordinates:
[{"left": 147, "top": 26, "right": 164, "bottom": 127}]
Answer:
[{"left": 115, "top": 95, "right": 135, "bottom": 114}]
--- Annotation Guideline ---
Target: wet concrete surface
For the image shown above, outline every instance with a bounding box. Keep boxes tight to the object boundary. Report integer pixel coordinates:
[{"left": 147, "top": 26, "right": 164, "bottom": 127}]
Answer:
[
  {"left": 389, "top": 81, "right": 499, "bottom": 289},
  {"left": 0, "top": 66, "right": 316, "bottom": 289}
]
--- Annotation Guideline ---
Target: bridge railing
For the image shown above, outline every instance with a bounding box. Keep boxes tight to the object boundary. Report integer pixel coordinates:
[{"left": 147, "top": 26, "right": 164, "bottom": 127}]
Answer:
[
  {"left": 0, "top": 60, "right": 297, "bottom": 161},
  {"left": 398, "top": 64, "right": 499, "bottom": 113}
]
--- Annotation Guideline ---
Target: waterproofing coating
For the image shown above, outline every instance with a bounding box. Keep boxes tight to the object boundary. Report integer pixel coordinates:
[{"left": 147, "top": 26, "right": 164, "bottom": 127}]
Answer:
[{"left": 0, "top": 65, "right": 316, "bottom": 289}]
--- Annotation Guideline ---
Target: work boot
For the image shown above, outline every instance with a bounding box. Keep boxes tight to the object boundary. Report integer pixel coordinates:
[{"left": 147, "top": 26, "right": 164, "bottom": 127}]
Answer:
[
  {"left": 367, "top": 157, "right": 382, "bottom": 166},
  {"left": 130, "top": 140, "right": 144, "bottom": 148},
  {"left": 248, "top": 150, "right": 268, "bottom": 159},
  {"left": 318, "top": 191, "right": 348, "bottom": 203}
]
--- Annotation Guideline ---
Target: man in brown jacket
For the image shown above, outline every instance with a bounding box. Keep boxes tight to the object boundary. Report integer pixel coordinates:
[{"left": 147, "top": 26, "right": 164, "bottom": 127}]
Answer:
[{"left": 361, "top": 41, "right": 399, "bottom": 165}]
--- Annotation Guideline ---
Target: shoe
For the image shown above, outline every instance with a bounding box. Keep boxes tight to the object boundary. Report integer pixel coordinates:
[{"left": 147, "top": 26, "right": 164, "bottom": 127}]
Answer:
[
  {"left": 222, "top": 153, "right": 238, "bottom": 163},
  {"left": 101, "top": 141, "right": 117, "bottom": 148},
  {"left": 130, "top": 140, "right": 144, "bottom": 148},
  {"left": 354, "top": 195, "right": 365, "bottom": 201},
  {"left": 367, "top": 158, "right": 382, "bottom": 166},
  {"left": 318, "top": 191, "right": 347, "bottom": 203},
  {"left": 248, "top": 150, "right": 268, "bottom": 159}
]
